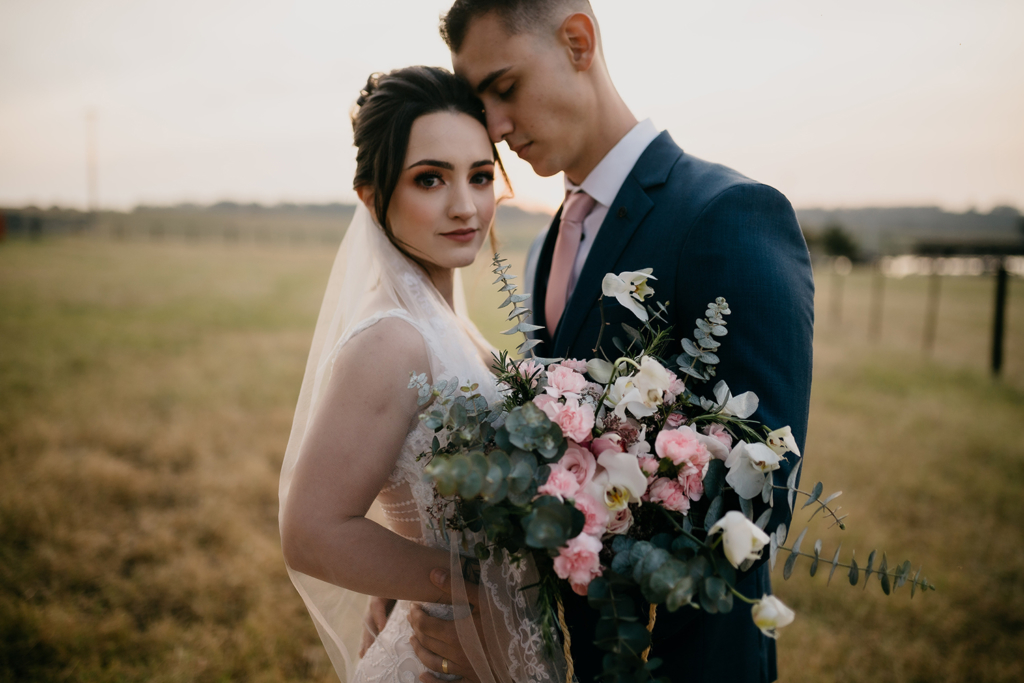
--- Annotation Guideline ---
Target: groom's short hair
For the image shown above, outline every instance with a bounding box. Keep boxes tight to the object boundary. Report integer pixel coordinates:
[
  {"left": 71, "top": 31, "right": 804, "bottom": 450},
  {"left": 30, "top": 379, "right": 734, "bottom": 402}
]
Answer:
[{"left": 440, "top": 0, "right": 594, "bottom": 52}]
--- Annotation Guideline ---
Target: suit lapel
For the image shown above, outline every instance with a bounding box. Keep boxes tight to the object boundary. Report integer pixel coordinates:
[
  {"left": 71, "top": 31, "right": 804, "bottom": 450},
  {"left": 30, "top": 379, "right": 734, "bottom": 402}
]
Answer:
[
  {"left": 531, "top": 209, "right": 562, "bottom": 353},
  {"left": 551, "top": 131, "right": 683, "bottom": 356}
]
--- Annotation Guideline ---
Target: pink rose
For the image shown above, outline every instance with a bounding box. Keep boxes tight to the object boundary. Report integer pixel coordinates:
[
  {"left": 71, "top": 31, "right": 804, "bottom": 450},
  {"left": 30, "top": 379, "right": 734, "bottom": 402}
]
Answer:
[
  {"left": 553, "top": 533, "right": 603, "bottom": 590},
  {"left": 655, "top": 426, "right": 711, "bottom": 468},
  {"left": 559, "top": 442, "right": 596, "bottom": 488},
  {"left": 591, "top": 433, "right": 623, "bottom": 457},
  {"left": 703, "top": 423, "right": 733, "bottom": 450},
  {"left": 538, "top": 464, "right": 580, "bottom": 502},
  {"left": 647, "top": 477, "right": 691, "bottom": 514},
  {"left": 606, "top": 507, "right": 634, "bottom": 535},
  {"left": 573, "top": 492, "right": 610, "bottom": 536},
  {"left": 665, "top": 413, "right": 686, "bottom": 429},
  {"left": 545, "top": 366, "right": 589, "bottom": 399},
  {"left": 537, "top": 397, "right": 595, "bottom": 444}
]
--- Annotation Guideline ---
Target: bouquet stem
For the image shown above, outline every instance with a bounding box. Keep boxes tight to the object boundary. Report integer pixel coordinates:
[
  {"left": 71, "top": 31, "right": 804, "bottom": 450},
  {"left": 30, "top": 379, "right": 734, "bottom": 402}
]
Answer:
[
  {"left": 556, "top": 595, "right": 575, "bottom": 683},
  {"left": 641, "top": 604, "right": 657, "bottom": 662}
]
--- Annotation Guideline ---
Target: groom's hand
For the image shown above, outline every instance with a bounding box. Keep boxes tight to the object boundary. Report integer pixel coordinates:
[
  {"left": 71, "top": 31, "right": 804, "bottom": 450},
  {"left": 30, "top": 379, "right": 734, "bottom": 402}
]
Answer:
[
  {"left": 359, "top": 596, "right": 395, "bottom": 658},
  {"left": 409, "top": 566, "right": 484, "bottom": 683}
]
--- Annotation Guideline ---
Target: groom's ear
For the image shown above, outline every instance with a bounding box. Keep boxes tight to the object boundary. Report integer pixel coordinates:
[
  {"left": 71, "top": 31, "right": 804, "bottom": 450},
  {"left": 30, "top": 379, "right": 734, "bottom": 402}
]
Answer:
[{"left": 559, "top": 12, "right": 598, "bottom": 72}]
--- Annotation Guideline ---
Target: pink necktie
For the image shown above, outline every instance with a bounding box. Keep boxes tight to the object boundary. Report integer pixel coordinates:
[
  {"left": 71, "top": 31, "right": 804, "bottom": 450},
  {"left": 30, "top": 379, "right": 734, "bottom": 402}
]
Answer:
[{"left": 546, "top": 190, "right": 596, "bottom": 334}]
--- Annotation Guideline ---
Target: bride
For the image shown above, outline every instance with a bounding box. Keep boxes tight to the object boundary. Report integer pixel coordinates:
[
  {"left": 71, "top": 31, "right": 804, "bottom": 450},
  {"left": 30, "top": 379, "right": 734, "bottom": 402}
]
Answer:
[{"left": 278, "top": 67, "right": 565, "bottom": 683}]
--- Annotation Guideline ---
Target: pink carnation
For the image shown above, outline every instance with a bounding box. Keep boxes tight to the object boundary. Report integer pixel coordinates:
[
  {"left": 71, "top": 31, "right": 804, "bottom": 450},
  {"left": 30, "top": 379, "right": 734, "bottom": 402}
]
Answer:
[
  {"left": 515, "top": 359, "right": 544, "bottom": 388},
  {"left": 536, "top": 397, "right": 595, "bottom": 444},
  {"left": 538, "top": 464, "right": 580, "bottom": 502},
  {"left": 606, "top": 507, "right": 634, "bottom": 535},
  {"left": 638, "top": 456, "right": 659, "bottom": 475},
  {"left": 655, "top": 426, "right": 711, "bottom": 468},
  {"left": 647, "top": 477, "right": 691, "bottom": 514},
  {"left": 573, "top": 492, "right": 610, "bottom": 536},
  {"left": 665, "top": 413, "right": 686, "bottom": 429},
  {"left": 545, "top": 366, "right": 589, "bottom": 399},
  {"left": 664, "top": 371, "right": 687, "bottom": 404},
  {"left": 702, "top": 423, "right": 734, "bottom": 450},
  {"left": 554, "top": 533, "right": 603, "bottom": 593},
  {"left": 559, "top": 441, "right": 596, "bottom": 488},
  {"left": 677, "top": 466, "right": 705, "bottom": 503},
  {"left": 555, "top": 359, "right": 589, "bottom": 374}
]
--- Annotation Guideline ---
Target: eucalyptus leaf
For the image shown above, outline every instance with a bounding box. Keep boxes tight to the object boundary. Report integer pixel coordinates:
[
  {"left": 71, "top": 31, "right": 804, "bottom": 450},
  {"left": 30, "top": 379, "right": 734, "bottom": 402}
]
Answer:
[
  {"left": 828, "top": 544, "right": 842, "bottom": 586},
  {"left": 682, "top": 338, "right": 702, "bottom": 358},
  {"left": 704, "top": 495, "right": 724, "bottom": 532},
  {"left": 761, "top": 474, "right": 774, "bottom": 505},
  {"left": 769, "top": 532, "right": 778, "bottom": 572},
  {"left": 700, "top": 352, "right": 720, "bottom": 365},
  {"left": 863, "top": 549, "right": 876, "bottom": 588},
  {"left": 739, "top": 495, "right": 753, "bottom": 520},
  {"left": 848, "top": 554, "right": 859, "bottom": 586},
  {"left": 517, "top": 338, "right": 543, "bottom": 354},
  {"left": 754, "top": 508, "right": 772, "bottom": 531},
  {"left": 507, "top": 306, "right": 529, "bottom": 320},
  {"left": 801, "top": 481, "right": 824, "bottom": 509}
]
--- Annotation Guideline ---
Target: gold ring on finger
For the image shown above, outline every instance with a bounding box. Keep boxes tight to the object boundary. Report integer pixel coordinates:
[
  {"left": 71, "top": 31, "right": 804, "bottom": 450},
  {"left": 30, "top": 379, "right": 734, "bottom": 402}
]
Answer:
[{"left": 441, "top": 658, "right": 449, "bottom": 675}]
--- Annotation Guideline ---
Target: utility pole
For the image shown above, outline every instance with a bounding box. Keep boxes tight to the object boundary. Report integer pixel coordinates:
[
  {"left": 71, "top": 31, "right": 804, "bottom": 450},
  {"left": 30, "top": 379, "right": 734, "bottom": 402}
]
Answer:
[{"left": 86, "top": 108, "right": 99, "bottom": 214}]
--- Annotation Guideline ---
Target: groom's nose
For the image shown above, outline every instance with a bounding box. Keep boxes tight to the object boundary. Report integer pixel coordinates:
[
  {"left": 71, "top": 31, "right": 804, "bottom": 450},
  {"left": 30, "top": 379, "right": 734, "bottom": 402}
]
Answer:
[{"left": 485, "top": 106, "right": 513, "bottom": 144}]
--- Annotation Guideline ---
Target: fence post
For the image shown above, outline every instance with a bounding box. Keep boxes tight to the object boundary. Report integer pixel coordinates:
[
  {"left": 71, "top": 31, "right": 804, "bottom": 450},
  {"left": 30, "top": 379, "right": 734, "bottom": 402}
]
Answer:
[
  {"left": 869, "top": 260, "right": 885, "bottom": 342},
  {"left": 922, "top": 265, "right": 942, "bottom": 355},
  {"left": 991, "top": 258, "right": 1008, "bottom": 376}
]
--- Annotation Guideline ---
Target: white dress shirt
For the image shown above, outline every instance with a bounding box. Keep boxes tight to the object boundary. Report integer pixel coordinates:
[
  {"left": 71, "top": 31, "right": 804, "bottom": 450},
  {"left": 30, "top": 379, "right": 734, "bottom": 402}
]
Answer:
[{"left": 563, "top": 118, "right": 660, "bottom": 295}]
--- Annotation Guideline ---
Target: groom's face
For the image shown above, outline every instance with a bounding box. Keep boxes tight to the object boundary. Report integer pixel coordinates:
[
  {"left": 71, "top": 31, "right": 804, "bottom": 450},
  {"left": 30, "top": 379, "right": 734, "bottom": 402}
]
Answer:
[{"left": 452, "top": 12, "right": 586, "bottom": 180}]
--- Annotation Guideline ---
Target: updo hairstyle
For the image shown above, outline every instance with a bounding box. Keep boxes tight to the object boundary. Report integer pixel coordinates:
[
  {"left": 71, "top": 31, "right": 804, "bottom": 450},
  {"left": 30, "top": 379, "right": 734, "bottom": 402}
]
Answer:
[{"left": 351, "top": 66, "right": 508, "bottom": 260}]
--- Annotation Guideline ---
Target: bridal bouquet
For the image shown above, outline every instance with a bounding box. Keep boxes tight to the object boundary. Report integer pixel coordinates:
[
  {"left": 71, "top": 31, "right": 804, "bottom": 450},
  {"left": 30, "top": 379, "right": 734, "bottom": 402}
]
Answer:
[{"left": 412, "top": 256, "right": 933, "bottom": 682}]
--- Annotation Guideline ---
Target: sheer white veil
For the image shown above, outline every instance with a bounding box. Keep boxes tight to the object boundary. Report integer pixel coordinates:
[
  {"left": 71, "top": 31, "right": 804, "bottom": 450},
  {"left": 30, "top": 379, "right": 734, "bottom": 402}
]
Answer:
[{"left": 278, "top": 203, "right": 568, "bottom": 683}]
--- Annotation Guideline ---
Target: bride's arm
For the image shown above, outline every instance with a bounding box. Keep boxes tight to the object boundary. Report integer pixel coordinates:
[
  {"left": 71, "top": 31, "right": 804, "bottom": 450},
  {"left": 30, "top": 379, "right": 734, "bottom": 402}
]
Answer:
[{"left": 280, "top": 317, "right": 450, "bottom": 603}]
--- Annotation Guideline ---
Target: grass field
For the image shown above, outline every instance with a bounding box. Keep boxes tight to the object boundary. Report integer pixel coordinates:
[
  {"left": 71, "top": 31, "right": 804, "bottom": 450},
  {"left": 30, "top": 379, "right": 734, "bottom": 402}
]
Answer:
[{"left": 1, "top": 237, "right": 1022, "bottom": 682}]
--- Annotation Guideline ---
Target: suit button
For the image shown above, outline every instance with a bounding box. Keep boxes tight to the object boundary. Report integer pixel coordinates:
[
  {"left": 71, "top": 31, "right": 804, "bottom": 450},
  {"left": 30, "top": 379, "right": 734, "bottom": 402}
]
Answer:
[{"left": 617, "top": 207, "right": 628, "bottom": 219}]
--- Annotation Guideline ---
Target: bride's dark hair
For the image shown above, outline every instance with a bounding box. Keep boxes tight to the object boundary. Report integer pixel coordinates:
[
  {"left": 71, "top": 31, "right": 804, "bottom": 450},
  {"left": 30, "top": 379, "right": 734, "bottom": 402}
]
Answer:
[{"left": 351, "top": 66, "right": 508, "bottom": 261}]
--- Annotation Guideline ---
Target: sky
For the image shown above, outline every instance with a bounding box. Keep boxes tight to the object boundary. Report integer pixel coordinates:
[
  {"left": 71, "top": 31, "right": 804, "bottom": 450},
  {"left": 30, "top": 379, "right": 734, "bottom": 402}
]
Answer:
[{"left": 1, "top": 0, "right": 1022, "bottom": 213}]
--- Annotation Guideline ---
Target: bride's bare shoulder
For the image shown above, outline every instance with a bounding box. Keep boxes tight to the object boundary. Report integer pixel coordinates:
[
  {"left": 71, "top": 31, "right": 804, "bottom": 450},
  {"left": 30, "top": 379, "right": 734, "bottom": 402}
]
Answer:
[{"left": 331, "top": 313, "right": 432, "bottom": 394}]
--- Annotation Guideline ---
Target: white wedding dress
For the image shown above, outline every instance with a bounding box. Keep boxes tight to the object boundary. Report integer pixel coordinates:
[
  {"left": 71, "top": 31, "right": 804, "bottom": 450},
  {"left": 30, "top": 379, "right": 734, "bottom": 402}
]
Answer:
[{"left": 279, "top": 204, "right": 567, "bottom": 683}]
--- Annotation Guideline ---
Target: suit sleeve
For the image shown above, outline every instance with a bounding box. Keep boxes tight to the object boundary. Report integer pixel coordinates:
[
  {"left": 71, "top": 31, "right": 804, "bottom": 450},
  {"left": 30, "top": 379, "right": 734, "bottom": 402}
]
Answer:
[{"left": 674, "top": 182, "right": 815, "bottom": 565}]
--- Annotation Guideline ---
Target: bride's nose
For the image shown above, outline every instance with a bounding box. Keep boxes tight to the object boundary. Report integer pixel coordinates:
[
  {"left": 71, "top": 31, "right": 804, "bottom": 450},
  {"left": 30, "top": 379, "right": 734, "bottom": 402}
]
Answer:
[{"left": 447, "top": 181, "right": 478, "bottom": 221}]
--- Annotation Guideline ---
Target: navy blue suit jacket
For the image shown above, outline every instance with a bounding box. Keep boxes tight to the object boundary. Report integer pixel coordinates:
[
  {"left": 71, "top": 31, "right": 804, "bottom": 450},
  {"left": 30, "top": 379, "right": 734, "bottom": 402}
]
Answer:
[{"left": 524, "top": 131, "right": 814, "bottom": 683}]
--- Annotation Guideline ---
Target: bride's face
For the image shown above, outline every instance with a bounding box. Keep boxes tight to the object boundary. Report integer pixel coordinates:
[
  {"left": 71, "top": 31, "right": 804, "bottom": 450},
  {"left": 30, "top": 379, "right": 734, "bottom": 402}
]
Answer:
[{"left": 385, "top": 111, "right": 496, "bottom": 275}]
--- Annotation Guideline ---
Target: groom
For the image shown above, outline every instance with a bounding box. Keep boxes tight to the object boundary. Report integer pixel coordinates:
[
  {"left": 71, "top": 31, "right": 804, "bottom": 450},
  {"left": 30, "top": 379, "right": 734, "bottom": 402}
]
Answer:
[{"left": 404, "top": 1, "right": 814, "bottom": 681}]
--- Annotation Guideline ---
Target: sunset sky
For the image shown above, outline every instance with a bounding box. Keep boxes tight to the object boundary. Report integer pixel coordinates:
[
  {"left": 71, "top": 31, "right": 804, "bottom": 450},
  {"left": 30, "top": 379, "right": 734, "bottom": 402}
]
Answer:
[{"left": 1, "top": 0, "right": 1021, "bottom": 212}]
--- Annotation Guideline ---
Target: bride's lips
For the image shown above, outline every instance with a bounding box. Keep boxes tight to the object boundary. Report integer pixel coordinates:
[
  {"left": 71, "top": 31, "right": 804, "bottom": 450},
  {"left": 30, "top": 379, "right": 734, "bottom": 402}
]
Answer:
[{"left": 441, "top": 228, "right": 478, "bottom": 243}]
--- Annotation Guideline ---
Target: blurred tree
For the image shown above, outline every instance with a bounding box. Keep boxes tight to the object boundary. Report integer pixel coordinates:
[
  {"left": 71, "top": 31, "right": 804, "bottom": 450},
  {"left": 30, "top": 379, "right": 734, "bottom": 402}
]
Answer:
[{"left": 821, "top": 223, "right": 859, "bottom": 260}]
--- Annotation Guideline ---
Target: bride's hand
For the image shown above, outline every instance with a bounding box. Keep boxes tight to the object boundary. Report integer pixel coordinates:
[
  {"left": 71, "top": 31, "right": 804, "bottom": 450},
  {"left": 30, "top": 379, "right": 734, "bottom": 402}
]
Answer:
[{"left": 359, "top": 596, "right": 396, "bottom": 658}]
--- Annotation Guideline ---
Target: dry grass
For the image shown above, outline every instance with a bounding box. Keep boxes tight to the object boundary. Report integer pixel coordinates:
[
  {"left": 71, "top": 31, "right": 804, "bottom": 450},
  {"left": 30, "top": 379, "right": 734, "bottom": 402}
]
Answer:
[{"left": 0, "top": 237, "right": 1022, "bottom": 682}]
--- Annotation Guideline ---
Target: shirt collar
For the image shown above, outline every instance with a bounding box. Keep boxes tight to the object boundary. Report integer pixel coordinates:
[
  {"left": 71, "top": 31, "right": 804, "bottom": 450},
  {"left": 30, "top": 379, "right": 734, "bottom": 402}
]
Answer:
[{"left": 564, "top": 118, "right": 660, "bottom": 207}]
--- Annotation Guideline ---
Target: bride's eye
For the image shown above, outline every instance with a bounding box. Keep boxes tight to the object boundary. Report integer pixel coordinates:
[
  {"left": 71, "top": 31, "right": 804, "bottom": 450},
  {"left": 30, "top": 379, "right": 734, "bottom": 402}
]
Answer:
[
  {"left": 498, "top": 83, "right": 515, "bottom": 100},
  {"left": 471, "top": 170, "right": 495, "bottom": 185},
  {"left": 415, "top": 171, "right": 444, "bottom": 188}
]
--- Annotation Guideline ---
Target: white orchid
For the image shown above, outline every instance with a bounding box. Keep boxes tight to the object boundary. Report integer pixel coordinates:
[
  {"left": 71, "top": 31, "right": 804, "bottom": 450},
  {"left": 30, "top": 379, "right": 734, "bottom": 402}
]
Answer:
[
  {"left": 724, "top": 441, "right": 782, "bottom": 500},
  {"left": 635, "top": 356, "right": 672, "bottom": 405},
  {"left": 706, "top": 381, "right": 759, "bottom": 419},
  {"left": 766, "top": 426, "right": 801, "bottom": 457},
  {"left": 709, "top": 510, "right": 771, "bottom": 568},
  {"left": 587, "top": 450, "right": 648, "bottom": 511},
  {"left": 605, "top": 375, "right": 650, "bottom": 419},
  {"left": 751, "top": 595, "right": 795, "bottom": 638},
  {"left": 602, "top": 269, "right": 657, "bottom": 321}
]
